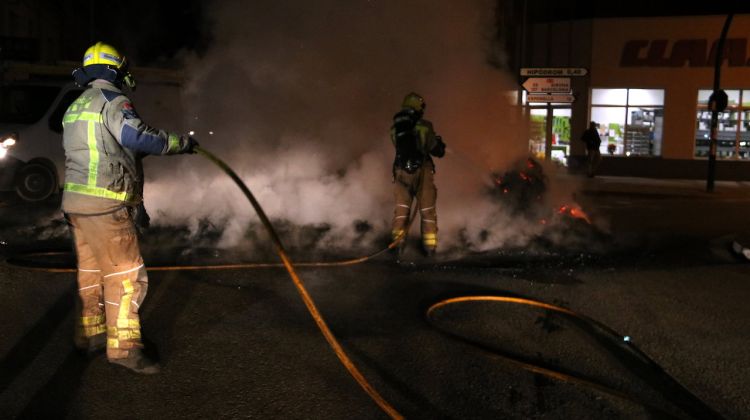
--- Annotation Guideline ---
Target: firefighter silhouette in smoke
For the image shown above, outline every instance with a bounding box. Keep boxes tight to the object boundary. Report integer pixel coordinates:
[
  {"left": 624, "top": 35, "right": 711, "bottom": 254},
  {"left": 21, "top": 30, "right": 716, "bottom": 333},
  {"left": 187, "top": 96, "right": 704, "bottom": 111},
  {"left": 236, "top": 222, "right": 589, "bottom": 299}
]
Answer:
[
  {"left": 390, "top": 92, "right": 446, "bottom": 256},
  {"left": 62, "top": 42, "right": 198, "bottom": 374}
]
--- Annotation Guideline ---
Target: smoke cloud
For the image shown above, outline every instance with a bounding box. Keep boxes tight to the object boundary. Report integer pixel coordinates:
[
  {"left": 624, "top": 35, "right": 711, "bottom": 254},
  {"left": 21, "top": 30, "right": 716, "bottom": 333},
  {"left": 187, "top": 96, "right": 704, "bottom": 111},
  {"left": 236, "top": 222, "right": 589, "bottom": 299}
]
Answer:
[{"left": 141, "top": 0, "right": 584, "bottom": 256}]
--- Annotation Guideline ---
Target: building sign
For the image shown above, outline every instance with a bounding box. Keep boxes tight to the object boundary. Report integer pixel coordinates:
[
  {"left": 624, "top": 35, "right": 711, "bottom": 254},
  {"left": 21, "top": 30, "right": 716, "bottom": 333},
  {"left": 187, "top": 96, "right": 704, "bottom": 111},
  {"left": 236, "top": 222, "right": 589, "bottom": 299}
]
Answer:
[
  {"left": 621, "top": 38, "right": 750, "bottom": 67},
  {"left": 522, "top": 77, "right": 571, "bottom": 93},
  {"left": 520, "top": 67, "right": 587, "bottom": 77},
  {"left": 527, "top": 94, "right": 575, "bottom": 103}
]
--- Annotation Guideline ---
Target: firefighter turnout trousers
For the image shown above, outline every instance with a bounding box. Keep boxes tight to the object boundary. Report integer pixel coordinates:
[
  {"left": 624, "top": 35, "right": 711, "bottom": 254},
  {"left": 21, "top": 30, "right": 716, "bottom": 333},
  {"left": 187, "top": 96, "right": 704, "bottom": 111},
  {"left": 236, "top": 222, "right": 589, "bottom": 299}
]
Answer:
[
  {"left": 67, "top": 207, "right": 147, "bottom": 360},
  {"left": 392, "top": 161, "right": 438, "bottom": 253}
]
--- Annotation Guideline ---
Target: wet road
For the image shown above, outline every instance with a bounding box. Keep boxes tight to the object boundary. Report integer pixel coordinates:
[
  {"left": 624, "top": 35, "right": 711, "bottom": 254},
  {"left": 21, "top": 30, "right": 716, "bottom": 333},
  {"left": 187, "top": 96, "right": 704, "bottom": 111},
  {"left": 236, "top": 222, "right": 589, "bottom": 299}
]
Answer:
[{"left": 1, "top": 177, "right": 750, "bottom": 419}]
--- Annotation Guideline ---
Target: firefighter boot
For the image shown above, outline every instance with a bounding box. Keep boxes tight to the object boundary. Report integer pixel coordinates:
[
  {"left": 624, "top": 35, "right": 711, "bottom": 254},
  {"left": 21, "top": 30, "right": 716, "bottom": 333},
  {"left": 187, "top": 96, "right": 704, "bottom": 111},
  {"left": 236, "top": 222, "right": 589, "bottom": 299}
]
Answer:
[
  {"left": 109, "top": 349, "right": 161, "bottom": 375},
  {"left": 388, "top": 241, "right": 405, "bottom": 263},
  {"left": 390, "top": 227, "right": 407, "bottom": 260},
  {"left": 73, "top": 312, "right": 107, "bottom": 359},
  {"left": 422, "top": 245, "right": 436, "bottom": 258},
  {"left": 422, "top": 233, "right": 437, "bottom": 257},
  {"left": 75, "top": 333, "right": 106, "bottom": 358}
]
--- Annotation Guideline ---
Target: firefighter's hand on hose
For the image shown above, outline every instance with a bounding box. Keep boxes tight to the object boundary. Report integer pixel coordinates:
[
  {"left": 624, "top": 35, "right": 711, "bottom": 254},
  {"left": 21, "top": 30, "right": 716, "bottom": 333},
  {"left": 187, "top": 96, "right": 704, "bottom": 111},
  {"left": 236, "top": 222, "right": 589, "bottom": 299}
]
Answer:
[{"left": 183, "top": 136, "right": 200, "bottom": 154}]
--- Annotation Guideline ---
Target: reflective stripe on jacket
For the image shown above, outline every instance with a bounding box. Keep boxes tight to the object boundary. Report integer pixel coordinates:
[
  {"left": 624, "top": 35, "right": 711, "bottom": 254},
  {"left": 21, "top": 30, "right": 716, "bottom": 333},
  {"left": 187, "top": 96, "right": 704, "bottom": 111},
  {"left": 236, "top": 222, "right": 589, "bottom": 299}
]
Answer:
[{"left": 61, "top": 80, "right": 189, "bottom": 214}]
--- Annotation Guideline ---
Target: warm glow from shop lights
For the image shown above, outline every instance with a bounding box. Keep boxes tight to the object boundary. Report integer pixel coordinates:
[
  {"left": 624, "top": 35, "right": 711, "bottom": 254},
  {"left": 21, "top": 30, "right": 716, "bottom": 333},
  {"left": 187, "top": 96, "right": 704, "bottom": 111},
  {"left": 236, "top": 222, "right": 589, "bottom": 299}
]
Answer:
[
  {"left": 2, "top": 138, "right": 16, "bottom": 147},
  {"left": 0, "top": 148, "right": 7, "bottom": 159}
]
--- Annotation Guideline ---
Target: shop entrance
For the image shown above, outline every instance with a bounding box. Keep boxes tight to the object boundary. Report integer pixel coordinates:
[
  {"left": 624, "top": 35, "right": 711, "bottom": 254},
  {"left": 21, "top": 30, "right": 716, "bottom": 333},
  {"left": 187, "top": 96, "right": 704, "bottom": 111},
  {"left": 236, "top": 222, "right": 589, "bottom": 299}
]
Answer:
[{"left": 528, "top": 105, "right": 572, "bottom": 165}]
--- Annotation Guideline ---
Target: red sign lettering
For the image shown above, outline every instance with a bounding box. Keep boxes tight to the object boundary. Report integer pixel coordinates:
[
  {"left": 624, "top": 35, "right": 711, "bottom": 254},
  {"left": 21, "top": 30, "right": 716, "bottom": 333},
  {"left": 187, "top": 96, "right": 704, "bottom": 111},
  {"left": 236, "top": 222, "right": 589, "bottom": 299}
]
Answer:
[{"left": 620, "top": 38, "right": 749, "bottom": 67}]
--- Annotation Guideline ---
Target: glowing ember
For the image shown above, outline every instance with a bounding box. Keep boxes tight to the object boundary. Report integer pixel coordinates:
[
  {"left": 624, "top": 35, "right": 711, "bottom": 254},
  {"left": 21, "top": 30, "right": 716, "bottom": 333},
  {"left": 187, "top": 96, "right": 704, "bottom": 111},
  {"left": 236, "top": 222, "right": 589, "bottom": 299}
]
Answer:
[{"left": 557, "top": 204, "right": 592, "bottom": 224}]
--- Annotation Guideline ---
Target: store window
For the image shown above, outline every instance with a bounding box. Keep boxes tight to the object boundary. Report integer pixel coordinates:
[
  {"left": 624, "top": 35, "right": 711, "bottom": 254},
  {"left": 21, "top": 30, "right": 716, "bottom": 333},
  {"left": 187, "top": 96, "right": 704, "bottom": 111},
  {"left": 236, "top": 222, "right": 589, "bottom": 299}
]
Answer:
[
  {"left": 591, "top": 88, "right": 664, "bottom": 157},
  {"left": 694, "top": 89, "right": 750, "bottom": 159}
]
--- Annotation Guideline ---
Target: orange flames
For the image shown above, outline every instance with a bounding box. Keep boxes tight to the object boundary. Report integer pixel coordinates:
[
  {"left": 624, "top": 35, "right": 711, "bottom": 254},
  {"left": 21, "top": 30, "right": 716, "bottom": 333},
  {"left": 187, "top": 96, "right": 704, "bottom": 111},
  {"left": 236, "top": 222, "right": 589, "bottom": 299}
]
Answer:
[{"left": 557, "top": 204, "right": 592, "bottom": 224}]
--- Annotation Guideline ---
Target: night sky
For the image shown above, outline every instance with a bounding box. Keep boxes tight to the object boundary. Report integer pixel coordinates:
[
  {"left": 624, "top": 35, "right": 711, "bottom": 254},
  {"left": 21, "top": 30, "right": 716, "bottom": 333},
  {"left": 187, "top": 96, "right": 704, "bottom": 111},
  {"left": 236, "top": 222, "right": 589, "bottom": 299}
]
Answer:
[
  {"left": 63, "top": 0, "right": 208, "bottom": 65},
  {"left": 67, "top": 1, "right": 749, "bottom": 67}
]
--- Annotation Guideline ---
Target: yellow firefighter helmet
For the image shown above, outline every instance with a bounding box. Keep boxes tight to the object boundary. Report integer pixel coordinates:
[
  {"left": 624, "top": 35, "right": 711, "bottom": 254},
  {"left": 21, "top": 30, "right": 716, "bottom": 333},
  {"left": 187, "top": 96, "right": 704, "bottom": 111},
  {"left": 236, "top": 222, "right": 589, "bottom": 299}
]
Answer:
[
  {"left": 83, "top": 42, "right": 127, "bottom": 69},
  {"left": 402, "top": 92, "right": 426, "bottom": 112},
  {"left": 81, "top": 42, "right": 136, "bottom": 90}
]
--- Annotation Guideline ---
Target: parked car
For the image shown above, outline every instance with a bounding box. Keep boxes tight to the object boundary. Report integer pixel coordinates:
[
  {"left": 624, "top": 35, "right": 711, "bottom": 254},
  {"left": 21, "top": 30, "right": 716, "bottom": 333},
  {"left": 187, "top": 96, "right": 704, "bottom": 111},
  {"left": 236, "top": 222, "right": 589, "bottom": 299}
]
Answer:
[{"left": 0, "top": 81, "right": 83, "bottom": 201}]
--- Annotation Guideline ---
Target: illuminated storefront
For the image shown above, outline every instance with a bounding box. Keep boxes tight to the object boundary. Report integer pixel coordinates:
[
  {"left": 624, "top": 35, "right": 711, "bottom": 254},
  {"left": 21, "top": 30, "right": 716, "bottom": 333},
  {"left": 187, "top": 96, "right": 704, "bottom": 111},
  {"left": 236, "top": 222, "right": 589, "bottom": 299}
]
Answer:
[{"left": 522, "top": 14, "right": 750, "bottom": 179}]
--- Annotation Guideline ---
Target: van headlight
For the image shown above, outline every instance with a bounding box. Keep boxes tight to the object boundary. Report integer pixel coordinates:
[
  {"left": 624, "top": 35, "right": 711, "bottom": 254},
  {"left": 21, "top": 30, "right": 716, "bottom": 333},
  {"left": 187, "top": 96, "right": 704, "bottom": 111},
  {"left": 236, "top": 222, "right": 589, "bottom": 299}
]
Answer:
[{"left": 0, "top": 134, "right": 18, "bottom": 159}]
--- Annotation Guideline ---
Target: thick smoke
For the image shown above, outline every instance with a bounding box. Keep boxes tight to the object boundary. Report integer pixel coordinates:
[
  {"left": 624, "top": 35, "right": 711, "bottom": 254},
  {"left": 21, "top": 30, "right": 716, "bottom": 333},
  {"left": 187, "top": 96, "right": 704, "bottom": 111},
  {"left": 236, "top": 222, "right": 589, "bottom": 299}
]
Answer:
[{"left": 142, "top": 0, "right": 564, "bottom": 254}]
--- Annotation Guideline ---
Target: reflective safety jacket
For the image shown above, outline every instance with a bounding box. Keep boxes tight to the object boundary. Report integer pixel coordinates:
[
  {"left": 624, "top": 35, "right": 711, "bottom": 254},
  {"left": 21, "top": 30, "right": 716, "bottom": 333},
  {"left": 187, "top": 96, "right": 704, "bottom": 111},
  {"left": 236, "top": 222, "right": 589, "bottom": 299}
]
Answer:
[{"left": 61, "top": 80, "right": 191, "bottom": 214}]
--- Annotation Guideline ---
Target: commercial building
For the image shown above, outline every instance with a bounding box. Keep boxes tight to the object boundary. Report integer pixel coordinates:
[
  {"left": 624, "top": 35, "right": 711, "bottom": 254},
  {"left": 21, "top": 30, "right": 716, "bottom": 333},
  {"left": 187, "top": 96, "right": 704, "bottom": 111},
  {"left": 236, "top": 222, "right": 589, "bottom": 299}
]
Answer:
[{"left": 520, "top": 13, "right": 750, "bottom": 179}]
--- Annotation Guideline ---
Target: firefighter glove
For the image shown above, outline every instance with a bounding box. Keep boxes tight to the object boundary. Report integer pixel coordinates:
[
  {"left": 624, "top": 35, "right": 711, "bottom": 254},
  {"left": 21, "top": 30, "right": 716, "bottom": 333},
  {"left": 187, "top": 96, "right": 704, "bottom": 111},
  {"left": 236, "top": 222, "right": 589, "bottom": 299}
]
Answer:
[
  {"left": 431, "top": 135, "right": 446, "bottom": 158},
  {"left": 184, "top": 136, "right": 200, "bottom": 154}
]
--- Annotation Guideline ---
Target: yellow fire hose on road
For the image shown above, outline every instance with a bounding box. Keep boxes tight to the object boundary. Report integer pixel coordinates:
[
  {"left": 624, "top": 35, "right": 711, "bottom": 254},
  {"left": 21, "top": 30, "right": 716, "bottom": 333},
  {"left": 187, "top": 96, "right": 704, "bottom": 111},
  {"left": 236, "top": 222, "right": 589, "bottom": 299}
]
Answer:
[
  {"left": 195, "top": 147, "right": 404, "bottom": 419},
  {"left": 3, "top": 148, "right": 724, "bottom": 419}
]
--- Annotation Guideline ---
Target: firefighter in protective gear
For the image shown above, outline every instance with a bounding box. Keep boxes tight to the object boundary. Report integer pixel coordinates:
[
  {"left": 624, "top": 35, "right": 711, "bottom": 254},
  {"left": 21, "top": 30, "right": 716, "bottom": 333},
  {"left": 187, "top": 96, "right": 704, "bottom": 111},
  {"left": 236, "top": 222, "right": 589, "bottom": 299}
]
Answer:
[
  {"left": 63, "top": 42, "right": 198, "bottom": 374},
  {"left": 390, "top": 92, "right": 446, "bottom": 256}
]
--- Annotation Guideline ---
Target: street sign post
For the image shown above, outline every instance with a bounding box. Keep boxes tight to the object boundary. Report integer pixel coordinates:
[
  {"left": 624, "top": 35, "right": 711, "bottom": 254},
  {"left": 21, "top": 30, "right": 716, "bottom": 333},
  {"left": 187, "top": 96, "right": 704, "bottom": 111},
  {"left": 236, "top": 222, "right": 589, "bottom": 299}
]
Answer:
[
  {"left": 526, "top": 93, "right": 575, "bottom": 103},
  {"left": 522, "top": 77, "right": 571, "bottom": 93},
  {"left": 520, "top": 67, "right": 588, "bottom": 77}
]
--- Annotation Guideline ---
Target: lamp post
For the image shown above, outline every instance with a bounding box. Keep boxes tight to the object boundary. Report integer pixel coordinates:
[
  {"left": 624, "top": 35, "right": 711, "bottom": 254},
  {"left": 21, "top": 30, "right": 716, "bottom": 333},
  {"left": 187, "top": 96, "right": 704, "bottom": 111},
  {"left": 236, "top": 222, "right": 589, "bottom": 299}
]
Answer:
[{"left": 706, "top": 13, "right": 734, "bottom": 193}]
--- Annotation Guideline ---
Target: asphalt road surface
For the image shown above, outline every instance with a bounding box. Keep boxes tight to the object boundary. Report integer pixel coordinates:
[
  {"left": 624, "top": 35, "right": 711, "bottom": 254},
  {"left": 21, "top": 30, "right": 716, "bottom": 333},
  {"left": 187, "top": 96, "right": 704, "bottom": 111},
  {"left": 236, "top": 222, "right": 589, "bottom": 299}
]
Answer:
[{"left": 1, "top": 176, "right": 750, "bottom": 419}]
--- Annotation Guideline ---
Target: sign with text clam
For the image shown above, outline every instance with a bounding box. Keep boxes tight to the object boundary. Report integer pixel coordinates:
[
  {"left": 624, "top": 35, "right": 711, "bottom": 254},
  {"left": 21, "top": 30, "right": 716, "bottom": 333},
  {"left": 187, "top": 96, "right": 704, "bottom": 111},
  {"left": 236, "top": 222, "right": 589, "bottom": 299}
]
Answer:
[{"left": 522, "top": 77, "right": 571, "bottom": 93}]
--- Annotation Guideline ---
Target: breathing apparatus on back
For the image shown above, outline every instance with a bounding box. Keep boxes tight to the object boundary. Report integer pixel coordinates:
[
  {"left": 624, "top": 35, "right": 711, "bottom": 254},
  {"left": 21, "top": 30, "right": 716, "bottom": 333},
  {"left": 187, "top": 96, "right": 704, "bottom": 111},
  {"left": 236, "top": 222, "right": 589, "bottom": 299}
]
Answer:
[
  {"left": 72, "top": 42, "right": 137, "bottom": 91},
  {"left": 392, "top": 92, "right": 430, "bottom": 174}
]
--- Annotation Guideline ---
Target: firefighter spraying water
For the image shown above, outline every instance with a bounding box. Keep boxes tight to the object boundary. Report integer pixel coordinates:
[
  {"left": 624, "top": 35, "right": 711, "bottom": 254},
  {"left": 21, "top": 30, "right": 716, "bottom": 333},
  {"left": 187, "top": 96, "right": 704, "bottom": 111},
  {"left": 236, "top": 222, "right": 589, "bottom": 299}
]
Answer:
[
  {"left": 61, "top": 42, "right": 198, "bottom": 374},
  {"left": 390, "top": 92, "right": 446, "bottom": 257}
]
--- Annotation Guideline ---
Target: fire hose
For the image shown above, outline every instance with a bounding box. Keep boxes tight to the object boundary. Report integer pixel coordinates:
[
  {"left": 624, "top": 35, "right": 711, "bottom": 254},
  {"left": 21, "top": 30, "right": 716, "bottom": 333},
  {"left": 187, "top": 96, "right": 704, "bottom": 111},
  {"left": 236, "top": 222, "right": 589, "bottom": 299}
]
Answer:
[
  {"left": 3, "top": 147, "right": 723, "bottom": 419},
  {"left": 194, "top": 147, "right": 403, "bottom": 419}
]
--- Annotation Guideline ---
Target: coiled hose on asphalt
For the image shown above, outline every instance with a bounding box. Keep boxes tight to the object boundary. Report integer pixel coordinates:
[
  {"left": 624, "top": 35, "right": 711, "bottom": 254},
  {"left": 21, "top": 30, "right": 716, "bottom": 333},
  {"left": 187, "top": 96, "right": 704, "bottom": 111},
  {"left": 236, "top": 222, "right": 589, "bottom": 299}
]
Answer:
[{"left": 3, "top": 147, "right": 724, "bottom": 420}]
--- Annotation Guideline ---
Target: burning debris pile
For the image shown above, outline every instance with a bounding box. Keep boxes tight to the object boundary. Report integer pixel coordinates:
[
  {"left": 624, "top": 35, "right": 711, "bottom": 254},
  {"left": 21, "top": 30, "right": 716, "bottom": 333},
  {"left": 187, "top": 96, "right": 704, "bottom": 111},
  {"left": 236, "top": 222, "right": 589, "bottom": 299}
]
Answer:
[
  {"left": 491, "top": 157, "right": 592, "bottom": 226},
  {"left": 451, "top": 157, "right": 605, "bottom": 257},
  {"left": 491, "top": 157, "right": 548, "bottom": 219}
]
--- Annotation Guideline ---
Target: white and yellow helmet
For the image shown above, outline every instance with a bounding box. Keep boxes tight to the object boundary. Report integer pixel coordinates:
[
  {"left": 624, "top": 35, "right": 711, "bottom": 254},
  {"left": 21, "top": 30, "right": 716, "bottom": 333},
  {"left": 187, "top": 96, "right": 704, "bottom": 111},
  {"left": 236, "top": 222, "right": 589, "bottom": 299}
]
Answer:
[
  {"left": 80, "top": 42, "right": 135, "bottom": 89},
  {"left": 83, "top": 42, "right": 127, "bottom": 69}
]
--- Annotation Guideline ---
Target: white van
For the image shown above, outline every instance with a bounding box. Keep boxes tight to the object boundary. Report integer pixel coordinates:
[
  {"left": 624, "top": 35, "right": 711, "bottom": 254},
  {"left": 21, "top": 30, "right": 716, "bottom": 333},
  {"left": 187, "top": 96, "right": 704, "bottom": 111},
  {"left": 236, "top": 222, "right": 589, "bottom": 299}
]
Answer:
[
  {"left": 0, "top": 67, "right": 183, "bottom": 202},
  {"left": 0, "top": 81, "right": 83, "bottom": 201}
]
